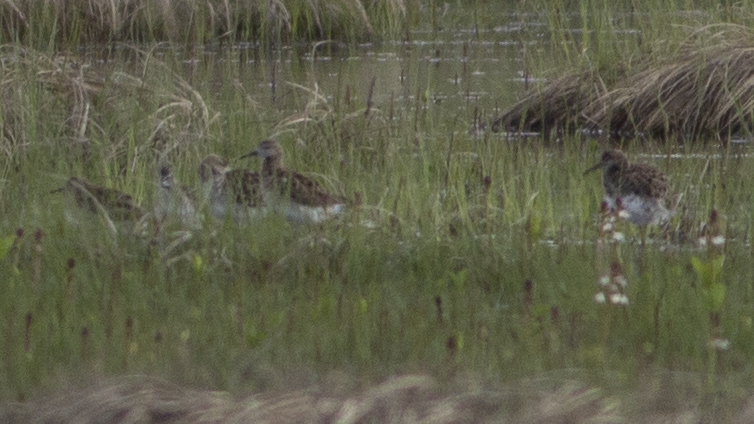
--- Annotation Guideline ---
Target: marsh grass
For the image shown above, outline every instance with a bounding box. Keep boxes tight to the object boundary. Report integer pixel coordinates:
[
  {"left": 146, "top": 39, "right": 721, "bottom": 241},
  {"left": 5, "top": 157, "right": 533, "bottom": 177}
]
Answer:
[
  {"left": 589, "top": 29, "right": 754, "bottom": 139},
  {"left": 0, "top": 0, "right": 419, "bottom": 47},
  {"left": 496, "top": 4, "right": 754, "bottom": 140},
  {"left": 3, "top": 2, "right": 754, "bottom": 418}
]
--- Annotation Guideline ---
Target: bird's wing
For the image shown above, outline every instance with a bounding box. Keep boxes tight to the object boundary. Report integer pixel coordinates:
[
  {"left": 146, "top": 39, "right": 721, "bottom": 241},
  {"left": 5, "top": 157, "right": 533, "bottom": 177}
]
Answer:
[
  {"left": 620, "top": 164, "right": 668, "bottom": 200},
  {"left": 276, "top": 169, "right": 345, "bottom": 207},
  {"left": 227, "top": 170, "right": 264, "bottom": 207}
]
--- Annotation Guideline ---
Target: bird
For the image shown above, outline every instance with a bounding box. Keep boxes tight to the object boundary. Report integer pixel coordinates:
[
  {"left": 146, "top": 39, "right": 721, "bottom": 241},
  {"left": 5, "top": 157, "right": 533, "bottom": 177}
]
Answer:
[
  {"left": 153, "top": 164, "right": 200, "bottom": 229},
  {"left": 51, "top": 177, "right": 146, "bottom": 234},
  {"left": 52, "top": 177, "right": 145, "bottom": 221},
  {"left": 584, "top": 149, "right": 675, "bottom": 241},
  {"left": 198, "top": 154, "right": 265, "bottom": 222},
  {"left": 240, "top": 139, "right": 346, "bottom": 224}
]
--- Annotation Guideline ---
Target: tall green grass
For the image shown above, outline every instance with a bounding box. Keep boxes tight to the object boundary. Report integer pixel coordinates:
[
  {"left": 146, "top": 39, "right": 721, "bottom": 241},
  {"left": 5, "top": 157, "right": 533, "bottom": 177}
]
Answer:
[
  {"left": 2, "top": 0, "right": 751, "bottom": 49},
  {"left": 516, "top": 0, "right": 754, "bottom": 86},
  {"left": 0, "top": 0, "right": 421, "bottom": 47}
]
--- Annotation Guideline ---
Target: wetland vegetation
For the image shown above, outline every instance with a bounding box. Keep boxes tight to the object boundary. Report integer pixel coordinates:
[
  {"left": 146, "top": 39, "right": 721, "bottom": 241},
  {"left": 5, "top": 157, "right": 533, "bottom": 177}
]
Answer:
[{"left": 3, "top": 0, "right": 754, "bottom": 422}]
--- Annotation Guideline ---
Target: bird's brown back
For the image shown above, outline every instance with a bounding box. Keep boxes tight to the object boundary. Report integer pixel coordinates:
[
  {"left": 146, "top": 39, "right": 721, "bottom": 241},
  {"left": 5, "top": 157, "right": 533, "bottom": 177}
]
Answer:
[
  {"left": 265, "top": 168, "right": 345, "bottom": 207},
  {"left": 617, "top": 163, "right": 669, "bottom": 200},
  {"left": 225, "top": 169, "right": 264, "bottom": 207},
  {"left": 65, "top": 178, "right": 145, "bottom": 221}
]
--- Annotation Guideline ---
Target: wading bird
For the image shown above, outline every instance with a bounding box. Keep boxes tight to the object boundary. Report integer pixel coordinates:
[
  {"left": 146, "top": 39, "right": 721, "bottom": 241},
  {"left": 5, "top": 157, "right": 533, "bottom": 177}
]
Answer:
[
  {"left": 52, "top": 177, "right": 146, "bottom": 234},
  {"left": 240, "top": 139, "right": 346, "bottom": 223},
  {"left": 153, "top": 165, "right": 200, "bottom": 229},
  {"left": 584, "top": 149, "right": 675, "bottom": 243}
]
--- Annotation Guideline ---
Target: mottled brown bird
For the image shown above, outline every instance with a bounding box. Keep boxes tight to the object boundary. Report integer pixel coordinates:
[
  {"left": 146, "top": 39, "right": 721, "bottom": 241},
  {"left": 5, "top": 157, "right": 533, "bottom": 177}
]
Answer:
[
  {"left": 585, "top": 150, "right": 675, "bottom": 242},
  {"left": 240, "top": 139, "right": 346, "bottom": 223},
  {"left": 52, "top": 177, "right": 145, "bottom": 222}
]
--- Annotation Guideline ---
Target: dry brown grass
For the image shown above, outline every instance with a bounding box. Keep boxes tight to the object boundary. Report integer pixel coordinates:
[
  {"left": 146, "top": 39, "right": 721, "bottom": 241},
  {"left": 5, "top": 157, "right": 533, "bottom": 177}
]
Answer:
[
  {"left": 493, "top": 26, "right": 754, "bottom": 141},
  {"left": 490, "top": 69, "right": 610, "bottom": 141},
  {"left": 1, "top": 371, "right": 750, "bottom": 423},
  {"left": 0, "top": 46, "right": 105, "bottom": 154},
  {"left": 589, "top": 38, "right": 754, "bottom": 140},
  {"left": 0, "top": 0, "right": 393, "bottom": 45},
  {"left": 0, "top": 45, "right": 216, "bottom": 165}
]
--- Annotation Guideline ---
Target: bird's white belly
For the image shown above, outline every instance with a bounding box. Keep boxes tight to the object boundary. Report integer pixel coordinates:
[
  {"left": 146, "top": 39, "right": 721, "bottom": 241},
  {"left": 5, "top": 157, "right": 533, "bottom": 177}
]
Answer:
[
  {"left": 286, "top": 202, "right": 345, "bottom": 224},
  {"left": 263, "top": 191, "right": 344, "bottom": 223},
  {"left": 607, "top": 194, "right": 670, "bottom": 226}
]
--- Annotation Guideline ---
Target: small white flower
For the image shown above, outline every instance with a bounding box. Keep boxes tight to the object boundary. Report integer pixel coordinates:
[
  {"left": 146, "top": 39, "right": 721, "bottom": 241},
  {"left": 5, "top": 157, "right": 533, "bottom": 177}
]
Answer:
[
  {"left": 612, "top": 232, "right": 626, "bottom": 242},
  {"left": 697, "top": 237, "right": 708, "bottom": 247},
  {"left": 710, "top": 338, "right": 730, "bottom": 351},
  {"left": 598, "top": 275, "right": 611, "bottom": 287},
  {"left": 601, "top": 222, "right": 614, "bottom": 232},
  {"left": 594, "top": 292, "right": 607, "bottom": 304},
  {"left": 712, "top": 235, "right": 726, "bottom": 246},
  {"left": 618, "top": 210, "right": 631, "bottom": 220},
  {"left": 361, "top": 220, "right": 378, "bottom": 229},
  {"left": 610, "top": 293, "right": 630, "bottom": 306}
]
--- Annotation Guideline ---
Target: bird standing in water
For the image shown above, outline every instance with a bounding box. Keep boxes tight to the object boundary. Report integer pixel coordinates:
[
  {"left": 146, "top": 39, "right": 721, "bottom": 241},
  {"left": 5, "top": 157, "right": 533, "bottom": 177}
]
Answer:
[{"left": 585, "top": 149, "right": 675, "bottom": 243}]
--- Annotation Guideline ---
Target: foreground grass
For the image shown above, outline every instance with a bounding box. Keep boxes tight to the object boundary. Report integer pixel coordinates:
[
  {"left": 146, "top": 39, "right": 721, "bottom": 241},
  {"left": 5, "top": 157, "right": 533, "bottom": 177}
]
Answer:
[
  {"left": 0, "top": 17, "right": 754, "bottom": 418},
  {"left": 3, "top": 372, "right": 751, "bottom": 423}
]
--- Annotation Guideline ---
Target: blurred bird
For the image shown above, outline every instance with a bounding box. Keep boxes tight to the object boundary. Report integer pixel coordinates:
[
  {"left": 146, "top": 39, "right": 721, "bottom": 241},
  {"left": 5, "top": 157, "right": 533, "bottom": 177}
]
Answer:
[
  {"left": 51, "top": 177, "right": 146, "bottom": 234},
  {"left": 153, "top": 164, "right": 200, "bottom": 229},
  {"left": 52, "top": 177, "right": 145, "bottom": 221},
  {"left": 240, "top": 139, "right": 346, "bottom": 223},
  {"left": 585, "top": 149, "right": 677, "bottom": 243}
]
